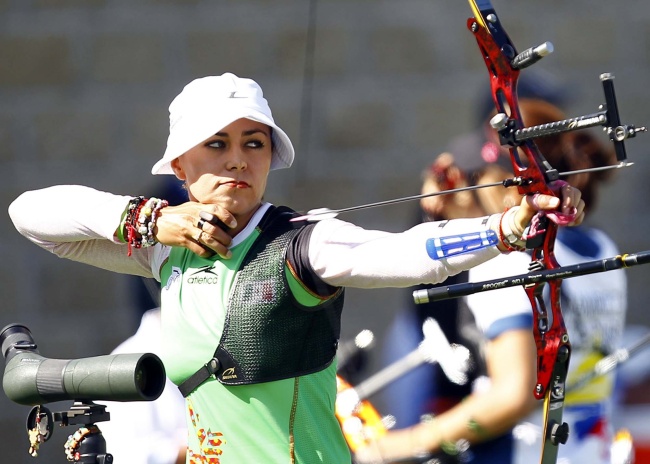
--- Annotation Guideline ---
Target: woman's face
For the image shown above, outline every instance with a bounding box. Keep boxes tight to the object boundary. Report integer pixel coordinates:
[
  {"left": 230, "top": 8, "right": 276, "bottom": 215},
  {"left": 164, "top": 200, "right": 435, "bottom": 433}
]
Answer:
[{"left": 171, "top": 118, "right": 273, "bottom": 222}]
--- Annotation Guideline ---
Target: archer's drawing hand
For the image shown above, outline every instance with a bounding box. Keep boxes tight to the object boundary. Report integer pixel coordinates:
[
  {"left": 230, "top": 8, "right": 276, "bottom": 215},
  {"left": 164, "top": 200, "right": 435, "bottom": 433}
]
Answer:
[{"left": 155, "top": 202, "right": 236, "bottom": 259}]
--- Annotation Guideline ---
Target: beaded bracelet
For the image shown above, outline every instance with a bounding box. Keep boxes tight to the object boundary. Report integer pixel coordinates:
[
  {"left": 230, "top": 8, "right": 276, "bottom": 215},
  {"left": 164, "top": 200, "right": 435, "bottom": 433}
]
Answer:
[
  {"left": 138, "top": 197, "right": 169, "bottom": 247},
  {"left": 124, "top": 196, "right": 169, "bottom": 256}
]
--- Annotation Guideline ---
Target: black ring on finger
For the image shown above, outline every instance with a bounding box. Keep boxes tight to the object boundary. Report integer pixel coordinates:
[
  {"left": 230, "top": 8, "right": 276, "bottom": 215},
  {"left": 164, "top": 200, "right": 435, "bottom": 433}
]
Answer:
[
  {"left": 199, "top": 211, "right": 215, "bottom": 222},
  {"left": 197, "top": 218, "right": 206, "bottom": 230},
  {"left": 200, "top": 211, "right": 230, "bottom": 232}
]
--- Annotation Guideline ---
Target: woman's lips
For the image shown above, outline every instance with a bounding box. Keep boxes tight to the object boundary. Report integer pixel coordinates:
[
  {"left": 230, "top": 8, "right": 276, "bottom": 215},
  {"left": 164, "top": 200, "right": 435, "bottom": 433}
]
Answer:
[{"left": 223, "top": 181, "right": 249, "bottom": 188}]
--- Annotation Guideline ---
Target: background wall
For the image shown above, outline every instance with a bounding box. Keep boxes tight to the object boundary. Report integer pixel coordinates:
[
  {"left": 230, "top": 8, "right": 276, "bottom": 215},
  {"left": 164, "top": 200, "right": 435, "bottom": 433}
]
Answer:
[{"left": 1, "top": 0, "right": 649, "bottom": 462}]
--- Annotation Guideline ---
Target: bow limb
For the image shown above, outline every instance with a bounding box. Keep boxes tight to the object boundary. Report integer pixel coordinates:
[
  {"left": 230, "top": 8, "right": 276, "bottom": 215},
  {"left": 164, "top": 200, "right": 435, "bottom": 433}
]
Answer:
[{"left": 466, "top": 2, "right": 570, "bottom": 463}]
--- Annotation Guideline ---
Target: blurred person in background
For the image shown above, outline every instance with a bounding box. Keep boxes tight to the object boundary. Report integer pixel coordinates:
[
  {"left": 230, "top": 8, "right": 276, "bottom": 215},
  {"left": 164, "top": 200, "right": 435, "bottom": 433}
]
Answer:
[
  {"left": 355, "top": 87, "right": 626, "bottom": 464},
  {"left": 99, "top": 307, "right": 187, "bottom": 464}
]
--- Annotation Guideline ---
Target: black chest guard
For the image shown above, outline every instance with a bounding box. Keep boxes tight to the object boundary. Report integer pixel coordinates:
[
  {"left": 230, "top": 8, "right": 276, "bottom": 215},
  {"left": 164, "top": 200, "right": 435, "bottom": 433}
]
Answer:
[{"left": 179, "top": 206, "right": 344, "bottom": 396}]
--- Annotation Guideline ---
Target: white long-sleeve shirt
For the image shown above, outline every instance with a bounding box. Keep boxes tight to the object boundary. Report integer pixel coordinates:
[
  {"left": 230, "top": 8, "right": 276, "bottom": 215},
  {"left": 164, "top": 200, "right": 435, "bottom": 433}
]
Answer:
[
  {"left": 9, "top": 184, "right": 512, "bottom": 464},
  {"left": 8, "top": 185, "right": 502, "bottom": 289}
]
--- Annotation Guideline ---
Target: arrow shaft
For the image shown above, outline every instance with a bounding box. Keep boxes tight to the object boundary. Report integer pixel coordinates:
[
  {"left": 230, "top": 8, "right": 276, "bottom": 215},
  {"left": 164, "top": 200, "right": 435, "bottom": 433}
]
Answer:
[
  {"left": 293, "top": 164, "right": 631, "bottom": 222},
  {"left": 331, "top": 181, "right": 503, "bottom": 216}
]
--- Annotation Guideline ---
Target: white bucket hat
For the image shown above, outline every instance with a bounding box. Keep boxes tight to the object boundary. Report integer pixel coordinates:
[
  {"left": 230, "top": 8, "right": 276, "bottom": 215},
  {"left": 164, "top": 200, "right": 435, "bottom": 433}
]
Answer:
[{"left": 152, "top": 73, "right": 295, "bottom": 175}]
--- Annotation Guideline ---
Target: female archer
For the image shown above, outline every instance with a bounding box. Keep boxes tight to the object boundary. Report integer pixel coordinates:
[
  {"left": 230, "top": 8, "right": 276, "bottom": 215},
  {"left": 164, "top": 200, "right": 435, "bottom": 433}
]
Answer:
[{"left": 9, "top": 72, "right": 584, "bottom": 463}]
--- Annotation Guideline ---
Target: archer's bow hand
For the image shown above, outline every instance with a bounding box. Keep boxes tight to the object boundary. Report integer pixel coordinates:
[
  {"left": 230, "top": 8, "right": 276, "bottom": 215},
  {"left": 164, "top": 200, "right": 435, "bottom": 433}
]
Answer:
[
  {"left": 516, "top": 182, "right": 585, "bottom": 230},
  {"left": 495, "top": 183, "right": 585, "bottom": 253}
]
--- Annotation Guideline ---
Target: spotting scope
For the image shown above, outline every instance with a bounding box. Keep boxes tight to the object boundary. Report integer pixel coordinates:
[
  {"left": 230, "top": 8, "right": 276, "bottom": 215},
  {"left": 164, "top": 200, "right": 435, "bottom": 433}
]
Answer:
[{"left": 1, "top": 323, "right": 165, "bottom": 405}]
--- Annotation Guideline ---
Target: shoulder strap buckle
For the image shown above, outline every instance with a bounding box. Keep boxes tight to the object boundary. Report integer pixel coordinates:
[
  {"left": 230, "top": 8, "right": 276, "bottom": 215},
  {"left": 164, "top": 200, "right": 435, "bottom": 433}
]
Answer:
[{"left": 178, "top": 357, "right": 221, "bottom": 398}]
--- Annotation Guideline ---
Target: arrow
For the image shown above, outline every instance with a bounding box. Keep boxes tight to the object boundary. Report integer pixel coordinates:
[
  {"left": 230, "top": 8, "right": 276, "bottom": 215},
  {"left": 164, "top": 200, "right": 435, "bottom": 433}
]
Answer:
[{"left": 290, "top": 164, "right": 632, "bottom": 222}]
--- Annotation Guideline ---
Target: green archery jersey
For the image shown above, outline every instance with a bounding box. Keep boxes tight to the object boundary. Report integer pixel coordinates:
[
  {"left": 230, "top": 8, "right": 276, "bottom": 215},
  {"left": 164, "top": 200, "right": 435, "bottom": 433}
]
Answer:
[{"left": 159, "top": 208, "right": 350, "bottom": 464}]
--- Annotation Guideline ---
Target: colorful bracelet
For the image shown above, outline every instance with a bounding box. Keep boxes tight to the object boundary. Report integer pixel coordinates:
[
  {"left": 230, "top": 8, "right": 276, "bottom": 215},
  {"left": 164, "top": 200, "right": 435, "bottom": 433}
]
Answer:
[
  {"left": 138, "top": 197, "right": 169, "bottom": 247},
  {"left": 124, "top": 196, "right": 169, "bottom": 256}
]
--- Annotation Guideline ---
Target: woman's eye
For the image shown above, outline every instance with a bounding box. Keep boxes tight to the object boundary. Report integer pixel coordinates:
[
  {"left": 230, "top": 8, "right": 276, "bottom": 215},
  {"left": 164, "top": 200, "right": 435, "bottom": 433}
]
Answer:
[
  {"left": 208, "top": 140, "right": 225, "bottom": 149},
  {"left": 245, "top": 140, "right": 265, "bottom": 149}
]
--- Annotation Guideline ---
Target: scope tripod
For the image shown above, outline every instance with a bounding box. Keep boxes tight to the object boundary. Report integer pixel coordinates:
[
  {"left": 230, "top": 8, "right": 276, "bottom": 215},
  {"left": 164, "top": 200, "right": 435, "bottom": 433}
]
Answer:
[{"left": 27, "top": 401, "right": 114, "bottom": 463}]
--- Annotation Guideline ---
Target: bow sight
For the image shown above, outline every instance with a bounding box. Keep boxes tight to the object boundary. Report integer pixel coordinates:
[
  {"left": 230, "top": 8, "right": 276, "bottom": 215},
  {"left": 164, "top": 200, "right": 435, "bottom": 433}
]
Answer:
[{"left": 489, "top": 73, "right": 646, "bottom": 166}]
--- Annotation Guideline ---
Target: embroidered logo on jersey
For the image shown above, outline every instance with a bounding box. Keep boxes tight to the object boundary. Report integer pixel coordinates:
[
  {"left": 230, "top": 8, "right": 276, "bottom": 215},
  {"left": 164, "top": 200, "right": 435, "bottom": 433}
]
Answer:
[
  {"left": 165, "top": 267, "right": 182, "bottom": 290},
  {"left": 187, "top": 265, "right": 219, "bottom": 285}
]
